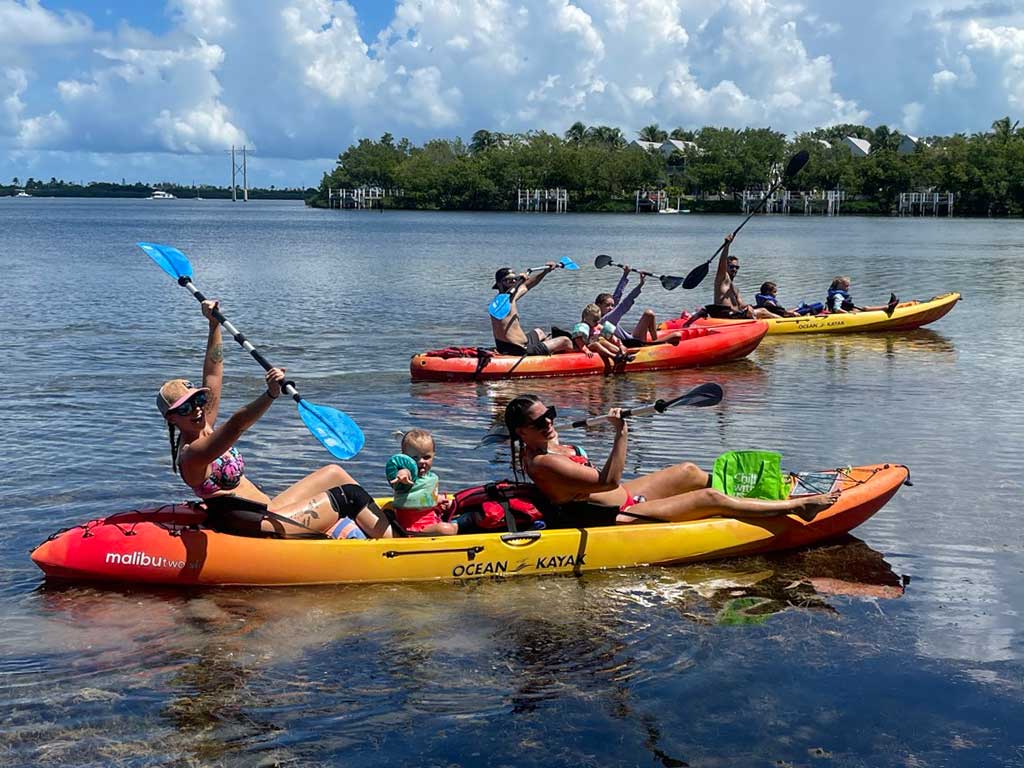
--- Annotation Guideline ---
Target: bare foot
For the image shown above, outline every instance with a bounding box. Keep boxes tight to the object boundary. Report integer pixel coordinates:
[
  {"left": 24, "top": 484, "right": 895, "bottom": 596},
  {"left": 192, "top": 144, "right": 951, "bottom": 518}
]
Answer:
[
  {"left": 667, "top": 332, "right": 682, "bottom": 345},
  {"left": 789, "top": 491, "right": 840, "bottom": 522}
]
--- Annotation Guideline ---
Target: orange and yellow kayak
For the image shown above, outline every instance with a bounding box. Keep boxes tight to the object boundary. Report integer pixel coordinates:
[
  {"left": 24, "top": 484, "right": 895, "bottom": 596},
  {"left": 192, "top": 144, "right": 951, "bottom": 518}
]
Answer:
[
  {"left": 31, "top": 464, "right": 907, "bottom": 587},
  {"left": 660, "top": 293, "right": 960, "bottom": 335}
]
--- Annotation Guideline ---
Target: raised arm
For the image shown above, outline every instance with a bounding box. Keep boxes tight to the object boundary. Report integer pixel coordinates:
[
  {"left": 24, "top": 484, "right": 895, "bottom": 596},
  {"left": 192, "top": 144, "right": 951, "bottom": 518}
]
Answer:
[
  {"left": 714, "top": 234, "right": 734, "bottom": 299},
  {"left": 522, "top": 261, "right": 557, "bottom": 292},
  {"left": 200, "top": 300, "right": 223, "bottom": 424},
  {"left": 178, "top": 368, "right": 282, "bottom": 482},
  {"left": 530, "top": 411, "right": 629, "bottom": 497}
]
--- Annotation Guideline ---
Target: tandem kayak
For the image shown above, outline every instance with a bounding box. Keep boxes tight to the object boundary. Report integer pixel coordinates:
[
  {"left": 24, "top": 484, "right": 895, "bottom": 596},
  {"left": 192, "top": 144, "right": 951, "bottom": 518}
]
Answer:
[
  {"left": 410, "top": 321, "right": 768, "bottom": 381},
  {"left": 31, "top": 464, "right": 907, "bottom": 587},
  {"left": 660, "top": 293, "right": 960, "bottom": 335}
]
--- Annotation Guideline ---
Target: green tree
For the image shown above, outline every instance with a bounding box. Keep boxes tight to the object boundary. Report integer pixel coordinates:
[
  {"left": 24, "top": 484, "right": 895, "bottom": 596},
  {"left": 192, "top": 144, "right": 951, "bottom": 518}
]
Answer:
[{"left": 638, "top": 123, "right": 668, "bottom": 142}]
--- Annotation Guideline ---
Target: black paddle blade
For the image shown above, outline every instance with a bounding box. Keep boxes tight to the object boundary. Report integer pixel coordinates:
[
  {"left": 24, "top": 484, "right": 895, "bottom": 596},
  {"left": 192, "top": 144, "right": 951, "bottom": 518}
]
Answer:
[
  {"left": 660, "top": 275, "right": 684, "bottom": 291},
  {"left": 682, "top": 261, "right": 710, "bottom": 290},
  {"left": 658, "top": 382, "right": 723, "bottom": 411},
  {"left": 476, "top": 423, "right": 511, "bottom": 448},
  {"left": 784, "top": 150, "right": 810, "bottom": 179},
  {"left": 594, "top": 254, "right": 613, "bottom": 269}
]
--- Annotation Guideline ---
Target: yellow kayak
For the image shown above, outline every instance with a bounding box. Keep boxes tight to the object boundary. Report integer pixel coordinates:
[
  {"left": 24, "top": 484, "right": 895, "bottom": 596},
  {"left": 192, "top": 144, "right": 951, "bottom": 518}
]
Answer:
[
  {"left": 662, "top": 293, "right": 960, "bottom": 335},
  {"left": 31, "top": 464, "right": 907, "bottom": 587}
]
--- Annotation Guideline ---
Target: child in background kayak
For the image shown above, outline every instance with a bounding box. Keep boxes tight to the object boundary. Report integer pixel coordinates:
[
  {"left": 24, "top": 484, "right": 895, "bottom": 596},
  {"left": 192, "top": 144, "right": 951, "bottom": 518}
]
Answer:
[
  {"left": 571, "top": 304, "right": 635, "bottom": 365},
  {"left": 387, "top": 429, "right": 459, "bottom": 535},
  {"left": 753, "top": 282, "right": 800, "bottom": 317},
  {"left": 827, "top": 277, "right": 900, "bottom": 316},
  {"left": 158, "top": 299, "right": 393, "bottom": 540}
]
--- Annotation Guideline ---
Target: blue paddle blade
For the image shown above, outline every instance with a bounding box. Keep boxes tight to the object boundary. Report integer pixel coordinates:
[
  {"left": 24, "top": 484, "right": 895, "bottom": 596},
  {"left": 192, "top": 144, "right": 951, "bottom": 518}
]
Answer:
[
  {"left": 296, "top": 398, "right": 365, "bottom": 460},
  {"left": 559, "top": 256, "right": 580, "bottom": 271},
  {"left": 137, "top": 242, "right": 193, "bottom": 281},
  {"left": 488, "top": 293, "right": 512, "bottom": 320}
]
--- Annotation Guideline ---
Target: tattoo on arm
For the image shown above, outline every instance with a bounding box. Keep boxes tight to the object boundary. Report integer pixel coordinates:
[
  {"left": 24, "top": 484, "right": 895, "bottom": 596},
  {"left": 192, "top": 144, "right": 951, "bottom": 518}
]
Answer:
[{"left": 208, "top": 343, "right": 224, "bottom": 363}]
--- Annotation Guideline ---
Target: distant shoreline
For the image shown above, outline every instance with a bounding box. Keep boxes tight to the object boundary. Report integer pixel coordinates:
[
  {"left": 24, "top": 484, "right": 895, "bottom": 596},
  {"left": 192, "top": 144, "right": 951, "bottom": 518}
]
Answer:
[{"left": 0, "top": 181, "right": 314, "bottom": 201}]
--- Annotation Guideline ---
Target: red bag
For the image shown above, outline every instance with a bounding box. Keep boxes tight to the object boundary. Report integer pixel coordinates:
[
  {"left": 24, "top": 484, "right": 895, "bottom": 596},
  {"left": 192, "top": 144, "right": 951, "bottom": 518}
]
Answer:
[{"left": 444, "top": 481, "right": 547, "bottom": 532}]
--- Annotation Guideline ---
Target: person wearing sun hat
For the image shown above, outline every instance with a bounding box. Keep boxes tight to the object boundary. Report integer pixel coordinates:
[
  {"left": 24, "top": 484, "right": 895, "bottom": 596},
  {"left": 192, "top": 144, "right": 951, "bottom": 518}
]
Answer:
[{"left": 157, "top": 298, "right": 394, "bottom": 540}]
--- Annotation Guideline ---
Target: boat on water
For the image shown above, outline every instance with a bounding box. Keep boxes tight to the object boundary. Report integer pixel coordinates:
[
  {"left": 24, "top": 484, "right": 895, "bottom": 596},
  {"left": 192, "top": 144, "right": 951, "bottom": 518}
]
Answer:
[
  {"left": 148, "top": 189, "right": 177, "bottom": 200},
  {"left": 411, "top": 321, "right": 767, "bottom": 381},
  {"left": 14, "top": 191, "right": 31, "bottom": 197},
  {"left": 661, "top": 293, "right": 960, "bottom": 335},
  {"left": 30, "top": 463, "right": 909, "bottom": 587}
]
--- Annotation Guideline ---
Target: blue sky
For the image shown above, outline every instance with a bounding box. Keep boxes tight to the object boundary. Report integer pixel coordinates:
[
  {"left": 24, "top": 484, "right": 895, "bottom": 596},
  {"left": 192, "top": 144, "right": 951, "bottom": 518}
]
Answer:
[{"left": 2, "top": 0, "right": 1023, "bottom": 188}]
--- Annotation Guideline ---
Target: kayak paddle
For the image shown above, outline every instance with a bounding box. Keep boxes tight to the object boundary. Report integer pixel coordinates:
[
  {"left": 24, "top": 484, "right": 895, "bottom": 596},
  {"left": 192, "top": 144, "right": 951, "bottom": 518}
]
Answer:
[
  {"left": 681, "top": 150, "right": 809, "bottom": 290},
  {"left": 137, "top": 242, "right": 365, "bottom": 460},
  {"left": 488, "top": 256, "right": 579, "bottom": 321},
  {"left": 594, "top": 254, "right": 684, "bottom": 291},
  {"left": 476, "top": 382, "right": 723, "bottom": 446}
]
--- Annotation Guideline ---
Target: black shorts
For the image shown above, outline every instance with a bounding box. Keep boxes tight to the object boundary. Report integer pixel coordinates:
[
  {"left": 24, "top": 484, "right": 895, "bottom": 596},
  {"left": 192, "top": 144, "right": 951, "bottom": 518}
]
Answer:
[
  {"left": 622, "top": 336, "right": 645, "bottom": 348},
  {"left": 756, "top": 303, "right": 788, "bottom": 317},
  {"left": 704, "top": 304, "right": 751, "bottom": 320},
  {"left": 495, "top": 329, "right": 549, "bottom": 356},
  {"left": 202, "top": 495, "right": 325, "bottom": 539},
  {"left": 548, "top": 501, "right": 621, "bottom": 528}
]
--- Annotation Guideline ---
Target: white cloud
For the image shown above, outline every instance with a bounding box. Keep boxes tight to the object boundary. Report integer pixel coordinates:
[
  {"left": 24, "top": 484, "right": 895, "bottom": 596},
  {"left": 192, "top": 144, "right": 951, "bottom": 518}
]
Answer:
[
  {"left": 901, "top": 100, "right": 924, "bottom": 133},
  {"left": 1, "top": 0, "right": 1023, "bottom": 184},
  {"left": 0, "top": 0, "right": 93, "bottom": 53}
]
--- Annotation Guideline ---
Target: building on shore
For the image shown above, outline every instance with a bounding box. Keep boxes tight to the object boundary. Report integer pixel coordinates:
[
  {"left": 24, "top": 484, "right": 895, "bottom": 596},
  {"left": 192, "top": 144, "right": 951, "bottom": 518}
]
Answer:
[{"left": 843, "top": 136, "right": 871, "bottom": 157}]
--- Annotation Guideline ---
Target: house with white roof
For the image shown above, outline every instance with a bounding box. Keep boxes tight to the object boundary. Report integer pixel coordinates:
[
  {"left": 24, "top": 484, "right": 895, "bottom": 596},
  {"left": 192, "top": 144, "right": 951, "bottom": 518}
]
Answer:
[
  {"left": 843, "top": 136, "right": 871, "bottom": 157},
  {"left": 660, "top": 139, "right": 699, "bottom": 157},
  {"left": 630, "top": 140, "right": 662, "bottom": 152},
  {"left": 897, "top": 135, "right": 920, "bottom": 155}
]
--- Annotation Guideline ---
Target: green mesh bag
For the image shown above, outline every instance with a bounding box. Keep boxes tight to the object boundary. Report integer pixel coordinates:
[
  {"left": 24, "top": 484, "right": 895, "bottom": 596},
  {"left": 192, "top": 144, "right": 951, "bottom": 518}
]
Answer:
[{"left": 711, "top": 450, "right": 789, "bottom": 500}]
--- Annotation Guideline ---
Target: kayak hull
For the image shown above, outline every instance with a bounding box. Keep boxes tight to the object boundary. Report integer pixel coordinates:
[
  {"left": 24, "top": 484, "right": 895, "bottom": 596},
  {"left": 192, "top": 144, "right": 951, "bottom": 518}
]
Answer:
[
  {"left": 31, "top": 464, "right": 907, "bottom": 587},
  {"left": 661, "top": 293, "right": 960, "bottom": 335},
  {"left": 410, "top": 321, "right": 768, "bottom": 381}
]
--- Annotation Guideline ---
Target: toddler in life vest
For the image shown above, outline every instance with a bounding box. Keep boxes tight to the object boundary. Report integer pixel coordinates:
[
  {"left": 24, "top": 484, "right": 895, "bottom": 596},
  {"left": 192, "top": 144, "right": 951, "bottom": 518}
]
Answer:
[
  {"left": 386, "top": 429, "right": 459, "bottom": 535},
  {"left": 572, "top": 303, "right": 633, "bottom": 364}
]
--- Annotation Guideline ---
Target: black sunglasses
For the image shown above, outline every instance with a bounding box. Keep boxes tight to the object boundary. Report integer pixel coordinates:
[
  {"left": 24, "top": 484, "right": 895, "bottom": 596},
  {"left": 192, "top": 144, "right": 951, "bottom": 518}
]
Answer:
[
  {"left": 171, "top": 391, "right": 208, "bottom": 417},
  {"left": 528, "top": 405, "right": 557, "bottom": 430}
]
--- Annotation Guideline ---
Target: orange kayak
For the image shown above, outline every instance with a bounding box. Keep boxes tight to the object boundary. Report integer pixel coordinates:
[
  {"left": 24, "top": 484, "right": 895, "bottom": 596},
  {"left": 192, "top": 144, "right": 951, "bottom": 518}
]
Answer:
[
  {"left": 30, "top": 464, "right": 908, "bottom": 587},
  {"left": 411, "top": 321, "right": 768, "bottom": 381}
]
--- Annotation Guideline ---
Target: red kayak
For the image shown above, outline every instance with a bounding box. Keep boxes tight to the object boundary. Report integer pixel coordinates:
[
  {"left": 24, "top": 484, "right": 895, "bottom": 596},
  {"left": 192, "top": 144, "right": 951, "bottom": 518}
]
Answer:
[{"left": 410, "top": 321, "right": 768, "bottom": 381}]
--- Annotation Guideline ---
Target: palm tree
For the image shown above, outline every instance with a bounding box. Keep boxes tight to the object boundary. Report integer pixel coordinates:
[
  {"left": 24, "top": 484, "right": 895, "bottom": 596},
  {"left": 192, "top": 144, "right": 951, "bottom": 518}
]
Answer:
[
  {"left": 638, "top": 123, "right": 668, "bottom": 142},
  {"left": 470, "top": 129, "right": 495, "bottom": 154},
  {"left": 587, "top": 125, "right": 626, "bottom": 148},
  {"left": 990, "top": 116, "right": 1019, "bottom": 142},
  {"left": 564, "top": 121, "right": 588, "bottom": 146},
  {"left": 670, "top": 127, "right": 696, "bottom": 142}
]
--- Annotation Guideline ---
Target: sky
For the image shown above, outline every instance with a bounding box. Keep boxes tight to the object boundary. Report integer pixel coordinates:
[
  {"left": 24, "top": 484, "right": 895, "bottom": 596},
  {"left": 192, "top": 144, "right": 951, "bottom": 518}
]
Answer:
[{"left": 2, "top": 0, "right": 1023, "bottom": 188}]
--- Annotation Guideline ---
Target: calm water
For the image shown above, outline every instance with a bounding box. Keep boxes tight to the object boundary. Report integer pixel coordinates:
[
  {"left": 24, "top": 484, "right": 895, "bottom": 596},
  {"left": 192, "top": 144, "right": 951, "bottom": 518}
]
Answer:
[{"left": 2, "top": 198, "right": 1023, "bottom": 766}]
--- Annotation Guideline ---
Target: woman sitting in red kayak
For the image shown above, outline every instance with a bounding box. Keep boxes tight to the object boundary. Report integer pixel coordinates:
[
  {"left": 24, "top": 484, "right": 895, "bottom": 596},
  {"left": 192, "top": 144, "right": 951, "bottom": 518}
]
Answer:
[
  {"left": 503, "top": 395, "right": 838, "bottom": 527},
  {"left": 157, "top": 299, "right": 393, "bottom": 539}
]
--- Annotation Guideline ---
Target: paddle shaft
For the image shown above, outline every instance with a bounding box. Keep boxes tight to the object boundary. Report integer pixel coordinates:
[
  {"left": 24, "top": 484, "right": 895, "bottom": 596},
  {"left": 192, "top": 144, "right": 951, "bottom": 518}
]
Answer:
[
  {"left": 177, "top": 276, "right": 301, "bottom": 403},
  {"left": 696, "top": 176, "right": 791, "bottom": 271},
  {"left": 571, "top": 401, "right": 662, "bottom": 428}
]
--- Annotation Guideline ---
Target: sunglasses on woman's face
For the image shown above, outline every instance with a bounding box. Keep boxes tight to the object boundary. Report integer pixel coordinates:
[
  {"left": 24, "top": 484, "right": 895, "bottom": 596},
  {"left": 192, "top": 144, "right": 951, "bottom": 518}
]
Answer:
[
  {"left": 528, "top": 405, "right": 557, "bottom": 430},
  {"left": 171, "top": 391, "right": 208, "bottom": 417}
]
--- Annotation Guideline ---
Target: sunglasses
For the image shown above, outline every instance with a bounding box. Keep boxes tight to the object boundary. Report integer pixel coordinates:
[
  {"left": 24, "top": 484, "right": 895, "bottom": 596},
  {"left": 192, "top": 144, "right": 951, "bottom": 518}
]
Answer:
[
  {"left": 527, "top": 405, "right": 557, "bottom": 430},
  {"left": 170, "top": 391, "right": 208, "bottom": 417}
]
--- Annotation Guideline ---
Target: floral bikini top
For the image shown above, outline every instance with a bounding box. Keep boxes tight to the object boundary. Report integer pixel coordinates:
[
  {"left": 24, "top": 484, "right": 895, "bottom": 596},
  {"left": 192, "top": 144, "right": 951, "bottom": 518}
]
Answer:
[{"left": 184, "top": 446, "right": 246, "bottom": 499}]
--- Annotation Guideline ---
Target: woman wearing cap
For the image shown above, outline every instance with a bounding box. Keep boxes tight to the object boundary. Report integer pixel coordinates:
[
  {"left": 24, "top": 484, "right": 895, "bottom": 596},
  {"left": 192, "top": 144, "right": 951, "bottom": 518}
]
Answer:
[
  {"left": 157, "top": 299, "right": 393, "bottom": 539},
  {"left": 503, "top": 395, "right": 838, "bottom": 527}
]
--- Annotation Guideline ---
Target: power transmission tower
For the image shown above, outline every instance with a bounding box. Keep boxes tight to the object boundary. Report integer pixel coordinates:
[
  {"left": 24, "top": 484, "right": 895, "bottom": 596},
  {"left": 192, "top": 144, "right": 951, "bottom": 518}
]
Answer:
[{"left": 229, "top": 145, "right": 253, "bottom": 201}]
